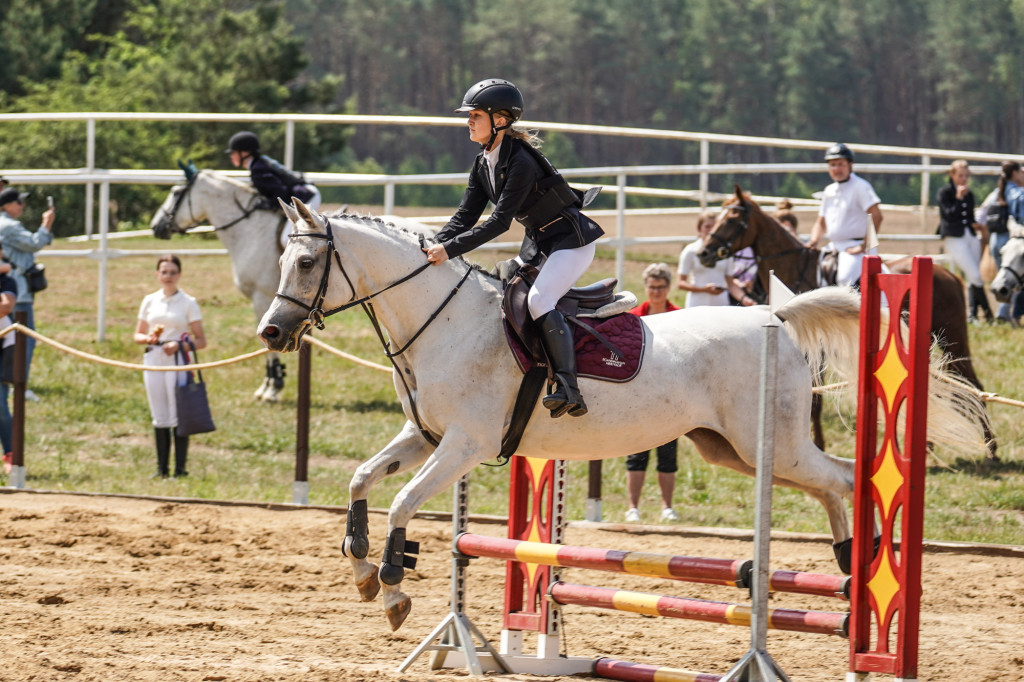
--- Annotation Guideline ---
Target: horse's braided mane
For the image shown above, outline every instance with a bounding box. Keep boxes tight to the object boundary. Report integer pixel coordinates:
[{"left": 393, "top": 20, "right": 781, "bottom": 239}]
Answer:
[{"left": 323, "top": 210, "right": 498, "bottom": 280}]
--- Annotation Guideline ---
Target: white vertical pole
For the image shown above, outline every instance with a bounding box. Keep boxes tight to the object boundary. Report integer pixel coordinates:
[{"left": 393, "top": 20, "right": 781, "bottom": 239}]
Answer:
[
  {"left": 616, "top": 173, "right": 627, "bottom": 286},
  {"left": 96, "top": 181, "right": 110, "bottom": 342},
  {"left": 85, "top": 118, "right": 96, "bottom": 238},
  {"left": 920, "top": 154, "right": 931, "bottom": 234},
  {"left": 699, "top": 139, "right": 710, "bottom": 210},
  {"left": 385, "top": 182, "right": 396, "bottom": 215},
  {"left": 285, "top": 119, "right": 296, "bottom": 168}
]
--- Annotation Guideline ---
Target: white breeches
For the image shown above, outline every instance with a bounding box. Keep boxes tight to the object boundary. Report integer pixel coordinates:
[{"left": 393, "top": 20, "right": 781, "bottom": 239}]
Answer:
[
  {"left": 944, "top": 234, "right": 983, "bottom": 287},
  {"left": 828, "top": 239, "right": 871, "bottom": 287},
  {"left": 281, "top": 186, "right": 323, "bottom": 248},
  {"left": 527, "top": 242, "right": 597, "bottom": 320},
  {"left": 143, "top": 349, "right": 185, "bottom": 429}
]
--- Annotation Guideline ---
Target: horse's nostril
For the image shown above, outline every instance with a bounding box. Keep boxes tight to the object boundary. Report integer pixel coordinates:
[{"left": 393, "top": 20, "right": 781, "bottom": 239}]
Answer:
[{"left": 261, "top": 326, "right": 279, "bottom": 340}]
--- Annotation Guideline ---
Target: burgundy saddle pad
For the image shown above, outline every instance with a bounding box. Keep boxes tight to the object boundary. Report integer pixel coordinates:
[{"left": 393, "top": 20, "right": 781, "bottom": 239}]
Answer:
[{"left": 504, "top": 312, "right": 645, "bottom": 383}]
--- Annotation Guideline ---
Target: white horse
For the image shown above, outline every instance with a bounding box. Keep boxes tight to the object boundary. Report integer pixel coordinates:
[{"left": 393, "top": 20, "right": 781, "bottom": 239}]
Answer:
[
  {"left": 150, "top": 166, "right": 436, "bottom": 401},
  {"left": 257, "top": 200, "right": 989, "bottom": 631},
  {"left": 990, "top": 231, "right": 1024, "bottom": 307}
]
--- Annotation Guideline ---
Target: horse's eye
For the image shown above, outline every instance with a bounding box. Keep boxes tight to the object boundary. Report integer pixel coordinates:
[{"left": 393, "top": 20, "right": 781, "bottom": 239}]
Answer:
[{"left": 299, "top": 256, "right": 314, "bottom": 270}]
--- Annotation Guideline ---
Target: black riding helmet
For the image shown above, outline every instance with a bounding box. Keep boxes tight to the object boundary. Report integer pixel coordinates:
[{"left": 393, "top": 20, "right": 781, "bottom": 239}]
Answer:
[
  {"left": 455, "top": 79, "right": 524, "bottom": 150},
  {"left": 824, "top": 142, "right": 854, "bottom": 163},
  {"left": 226, "top": 131, "right": 260, "bottom": 154}
]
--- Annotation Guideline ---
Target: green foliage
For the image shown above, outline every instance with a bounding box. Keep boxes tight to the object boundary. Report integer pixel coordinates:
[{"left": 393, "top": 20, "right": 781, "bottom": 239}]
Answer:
[{"left": 0, "top": 0, "right": 344, "bottom": 235}]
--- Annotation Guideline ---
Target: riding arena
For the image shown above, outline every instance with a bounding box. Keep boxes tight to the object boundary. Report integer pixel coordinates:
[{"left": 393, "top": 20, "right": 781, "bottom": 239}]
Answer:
[{"left": 1, "top": 113, "right": 1022, "bottom": 681}]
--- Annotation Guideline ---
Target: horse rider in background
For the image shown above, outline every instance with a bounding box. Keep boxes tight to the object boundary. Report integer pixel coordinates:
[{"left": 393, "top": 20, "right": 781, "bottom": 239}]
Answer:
[
  {"left": 225, "top": 131, "right": 321, "bottom": 248},
  {"left": 807, "top": 143, "right": 884, "bottom": 287}
]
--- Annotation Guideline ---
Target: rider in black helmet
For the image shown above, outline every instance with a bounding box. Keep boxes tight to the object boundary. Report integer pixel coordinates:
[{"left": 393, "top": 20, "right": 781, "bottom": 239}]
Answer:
[
  {"left": 423, "top": 78, "right": 604, "bottom": 418},
  {"left": 226, "top": 130, "right": 320, "bottom": 246}
]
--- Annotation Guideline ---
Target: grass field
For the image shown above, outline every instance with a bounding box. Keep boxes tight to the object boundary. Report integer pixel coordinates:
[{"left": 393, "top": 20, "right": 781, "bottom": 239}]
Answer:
[{"left": 12, "top": 219, "right": 1024, "bottom": 547}]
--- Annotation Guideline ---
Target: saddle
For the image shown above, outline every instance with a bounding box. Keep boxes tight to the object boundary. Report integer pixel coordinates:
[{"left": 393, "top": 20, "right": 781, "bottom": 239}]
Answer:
[
  {"left": 502, "top": 266, "right": 644, "bottom": 383},
  {"left": 819, "top": 250, "right": 839, "bottom": 287}
]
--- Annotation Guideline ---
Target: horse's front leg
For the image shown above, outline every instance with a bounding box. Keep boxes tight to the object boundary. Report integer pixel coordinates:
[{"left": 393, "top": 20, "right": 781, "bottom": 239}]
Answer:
[
  {"left": 378, "top": 426, "right": 493, "bottom": 631},
  {"left": 344, "top": 422, "right": 434, "bottom": 604}
]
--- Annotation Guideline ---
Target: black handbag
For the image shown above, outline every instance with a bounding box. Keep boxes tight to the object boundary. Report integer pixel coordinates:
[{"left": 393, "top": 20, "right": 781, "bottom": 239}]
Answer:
[
  {"left": 24, "top": 263, "right": 47, "bottom": 293},
  {"left": 174, "top": 338, "right": 215, "bottom": 436}
]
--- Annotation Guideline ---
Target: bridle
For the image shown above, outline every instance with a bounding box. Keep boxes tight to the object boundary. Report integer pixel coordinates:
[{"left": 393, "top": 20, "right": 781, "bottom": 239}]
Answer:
[
  {"left": 274, "top": 218, "right": 473, "bottom": 447},
  {"left": 705, "top": 202, "right": 807, "bottom": 265},
  {"left": 995, "top": 237, "right": 1024, "bottom": 293},
  {"left": 153, "top": 174, "right": 263, "bottom": 237}
]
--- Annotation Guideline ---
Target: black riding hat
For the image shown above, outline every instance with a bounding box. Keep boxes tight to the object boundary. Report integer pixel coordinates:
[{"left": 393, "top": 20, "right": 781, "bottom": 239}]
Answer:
[
  {"left": 824, "top": 142, "right": 854, "bottom": 162},
  {"left": 455, "top": 79, "right": 524, "bottom": 123},
  {"left": 226, "top": 131, "right": 260, "bottom": 154}
]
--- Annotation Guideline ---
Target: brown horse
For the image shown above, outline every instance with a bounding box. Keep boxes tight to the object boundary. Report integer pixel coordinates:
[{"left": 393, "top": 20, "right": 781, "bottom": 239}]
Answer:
[{"left": 699, "top": 186, "right": 997, "bottom": 459}]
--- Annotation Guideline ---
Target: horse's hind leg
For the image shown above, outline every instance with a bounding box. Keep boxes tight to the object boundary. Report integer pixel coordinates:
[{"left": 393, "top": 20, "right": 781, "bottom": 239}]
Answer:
[
  {"left": 344, "top": 422, "right": 434, "bottom": 605},
  {"left": 257, "top": 355, "right": 286, "bottom": 403},
  {"left": 686, "top": 428, "right": 855, "bottom": 569},
  {"left": 253, "top": 357, "right": 273, "bottom": 400}
]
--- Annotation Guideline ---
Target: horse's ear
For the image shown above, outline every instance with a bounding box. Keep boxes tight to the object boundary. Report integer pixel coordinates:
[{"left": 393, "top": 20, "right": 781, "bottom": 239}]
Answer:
[
  {"left": 293, "top": 199, "right": 327, "bottom": 231},
  {"left": 279, "top": 198, "right": 301, "bottom": 225},
  {"left": 734, "top": 184, "right": 744, "bottom": 201},
  {"left": 177, "top": 159, "right": 198, "bottom": 183}
]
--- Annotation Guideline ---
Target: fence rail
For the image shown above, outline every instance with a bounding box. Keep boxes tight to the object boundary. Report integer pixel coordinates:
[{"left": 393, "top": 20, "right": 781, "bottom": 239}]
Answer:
[{"left": 3, "top": 113, "right": 1012, "bottom": 339}]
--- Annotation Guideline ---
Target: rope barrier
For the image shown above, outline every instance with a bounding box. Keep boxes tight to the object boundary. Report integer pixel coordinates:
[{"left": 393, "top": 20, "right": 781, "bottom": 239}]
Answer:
[{"left": 1, "top": 323, "right": 1020, "bottom": 404}]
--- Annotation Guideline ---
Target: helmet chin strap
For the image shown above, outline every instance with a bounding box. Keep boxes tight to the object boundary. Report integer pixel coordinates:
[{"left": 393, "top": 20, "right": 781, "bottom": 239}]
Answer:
[{"left": 483, "top": 112, "right": 512, "bottom": 151}]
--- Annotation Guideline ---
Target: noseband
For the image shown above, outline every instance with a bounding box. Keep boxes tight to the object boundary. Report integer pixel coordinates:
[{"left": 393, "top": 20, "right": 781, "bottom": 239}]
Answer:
[
  {"left": 704, "top": 206, "right": 749, "bottom": 261},
  {"left": 154, "top": 176, "right": 262, "bottom": 237}
]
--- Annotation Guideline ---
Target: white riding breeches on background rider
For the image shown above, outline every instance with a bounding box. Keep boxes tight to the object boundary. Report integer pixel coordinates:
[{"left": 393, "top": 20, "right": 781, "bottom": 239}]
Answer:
[
  {"left": 280, "top": 185, "right": 322, "bottom": 248},
  {"left": 943, "top": 234, "right": 983, "bottom": 287},
  {"left": 143, "top": 348, "right": 186, "bottom": 429},
  {"left": 828, "top": 238, "right": 873, "bottom": 287},
  {"left": 527, "top": 241, "right": 597, "bottom": 320}
]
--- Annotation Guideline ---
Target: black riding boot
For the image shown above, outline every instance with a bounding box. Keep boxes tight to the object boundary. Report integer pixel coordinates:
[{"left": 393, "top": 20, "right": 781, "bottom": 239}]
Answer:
[
  {"left": 538, "top": 310, "right": 587, "bottom": 418},
  {"left": 970, "top": 285, "right": 993, "bottom": 322},
  {"left": 153, "top": 427, "right": 171, "bottom": 478},
  {"left": 173, "top": 432, "right": 189, "bottom": 477}
]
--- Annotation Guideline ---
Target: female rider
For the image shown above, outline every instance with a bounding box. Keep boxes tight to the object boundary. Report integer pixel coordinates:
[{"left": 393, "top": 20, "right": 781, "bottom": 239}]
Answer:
[{"left": 422, "top": 79, "right": 604, "bottom": 418}]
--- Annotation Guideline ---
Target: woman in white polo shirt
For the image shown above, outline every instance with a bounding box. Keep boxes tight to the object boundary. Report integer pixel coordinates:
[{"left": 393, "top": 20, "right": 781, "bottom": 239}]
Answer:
[{"left": 133, "top": 254, "right": 206, "bottom": 478}]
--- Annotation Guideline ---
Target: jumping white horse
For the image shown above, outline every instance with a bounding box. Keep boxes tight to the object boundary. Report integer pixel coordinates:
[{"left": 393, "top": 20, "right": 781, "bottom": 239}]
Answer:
[
  {"left": 257, "top": 200, "right": 989, "bottom": 631},
  {"left": 150, "top": 166, "right": 435, "bottom": 401}
]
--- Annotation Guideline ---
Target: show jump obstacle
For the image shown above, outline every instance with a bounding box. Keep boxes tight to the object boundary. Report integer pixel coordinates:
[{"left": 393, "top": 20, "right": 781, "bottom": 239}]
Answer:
[{"left": 401, "top": 256, "right": 930, "bottom": 681}]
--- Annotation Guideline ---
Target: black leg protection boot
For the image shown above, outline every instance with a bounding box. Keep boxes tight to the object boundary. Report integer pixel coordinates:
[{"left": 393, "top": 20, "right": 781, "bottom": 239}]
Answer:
[
  {"left": 173, "top": 432, "right": 189, "bottom": 477},
  {"left": 153, "top": 427, "right": 171, "bottom": 478},
  {"left": 379, "top": 528, "right": 419, "bottom": 586},
  {"left": 971, "top": 285, "right": 993, "bottom": 322},
  {"left": 342, "top": 499, "right": 370, "bottom": 559},
  {"left": 270, "top": 358, "right": 286, "bottom": 390},
  {"left": 968, "top": 285, "right": 979, "bottom": 322},
  {"left": 538, "top": 310, "right": 587, "bottom": 418}
]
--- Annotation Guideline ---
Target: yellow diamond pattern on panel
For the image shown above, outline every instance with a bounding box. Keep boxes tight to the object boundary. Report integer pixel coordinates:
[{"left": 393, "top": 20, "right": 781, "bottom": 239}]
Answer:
[
  {"left": 523, "top": 458, "right": 549, "bottom": 589},
  {"left": 871, "top": 441, "right": 905, "bottom": 520},
  {"left": 874, "top": 335, "right": 908, "bottom": 414},
  {"left": 867, "top": 549, "right": 901, "bottom": 622}
]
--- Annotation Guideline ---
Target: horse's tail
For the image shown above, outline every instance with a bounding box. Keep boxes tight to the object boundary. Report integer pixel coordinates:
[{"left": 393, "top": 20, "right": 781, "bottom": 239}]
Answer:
[{"left": 776, "top": 287, "right": 991, "bottom": 455}]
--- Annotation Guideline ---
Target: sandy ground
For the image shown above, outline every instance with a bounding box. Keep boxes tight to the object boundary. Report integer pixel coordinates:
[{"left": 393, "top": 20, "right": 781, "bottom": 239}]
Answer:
[{"left": 1, "top": 491, "right": 1021, "bottom": 682}]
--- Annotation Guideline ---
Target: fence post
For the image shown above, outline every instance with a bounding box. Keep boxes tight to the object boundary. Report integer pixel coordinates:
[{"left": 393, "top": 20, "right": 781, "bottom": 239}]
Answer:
[
  {"left": 615, "top": 173, "right": 627, "bottom": 287},
  {"left": 285, "top": 119, "right": 296, "bottom": 169},
  {"left": 85, "top": 117, "right": 96, "bottom": 238},
  {"left": 919, "top": 154, "right": 931, "bottom": 233},
  {"left": 8, "top": 311, "right": 28, "bottom": 488},
  {"left": 585, "top": 460, "right": 602, "bottom": 521},
  {"left": 96, "top": 180, "right": 110, "bottom": 342},
  {"left": 293, "top": 340, "right": 311, "bottom": 504},
  {"left": 699, "top": 139, "right": 710, "bottom": 210},
  {"left": 385, "top": 181, "right": 396, "bottom": 215}
]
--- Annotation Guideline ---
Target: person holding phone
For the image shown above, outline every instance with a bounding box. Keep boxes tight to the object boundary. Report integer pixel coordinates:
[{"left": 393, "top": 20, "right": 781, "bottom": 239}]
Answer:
[
  {"left": 0, "top": 188, "right": 54, "bottom": 401},
  {"left": 677, "top": 210, "right": 751, "bottom": 307}
]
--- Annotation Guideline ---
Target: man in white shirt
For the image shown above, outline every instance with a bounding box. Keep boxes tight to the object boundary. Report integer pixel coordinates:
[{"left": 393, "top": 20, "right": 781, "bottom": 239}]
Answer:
[{"left": 808, "top": 143, "right": 884, "bottom": 286}]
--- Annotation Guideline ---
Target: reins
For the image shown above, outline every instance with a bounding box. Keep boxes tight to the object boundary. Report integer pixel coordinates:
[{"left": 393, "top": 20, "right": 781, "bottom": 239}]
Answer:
[{"left": 277, "top": 220, "right": 475, "bottom": 447}]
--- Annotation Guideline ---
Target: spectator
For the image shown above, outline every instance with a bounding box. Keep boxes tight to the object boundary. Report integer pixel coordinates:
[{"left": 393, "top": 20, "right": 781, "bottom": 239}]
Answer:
[
  {"left": 937, "top": 160, "right": 993, "bottom": 324},
  {"left": 774, "top": 199, "right": 800, "bottom": 238},
  {"left": 0, "top": 188, "right": 54, "bottom": 401},
  {"left": 426, "top": 79, "right": 604, "bottom": 419},
  {"left": 225, "top": 130, "right": 320, "bottom": 248},
  {"left": 0, "top": 249, "right": 17, "bottom": 475},
  {"left": 678, "top": 210, "right": 755, "bottom": 307},
  {"left": 133, "top": 254, "right": 206, "bottom": 478},
  {"left": 987, "top": 161, "right": 1024, "bottom": 324},
  {"left": 807, "top": 143, "right": 883, "bottom": 287},
  {"left": 625, "top": 263, "right": 681, "bottom": 523}
]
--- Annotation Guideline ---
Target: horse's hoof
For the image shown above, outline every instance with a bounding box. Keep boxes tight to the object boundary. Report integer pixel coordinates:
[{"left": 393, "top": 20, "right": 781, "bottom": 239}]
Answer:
[
  {"left": 386, "top": 596, "right": 412, "bottom": 631},
  {"left": 253, "top": 379, "right": 269, "bottom": 400},
  {"left": 261, "top": 387, "right": 281, "bottom": 403},
  {"left": 356, "top": 573, "right": 381, "bottom": 602}
]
